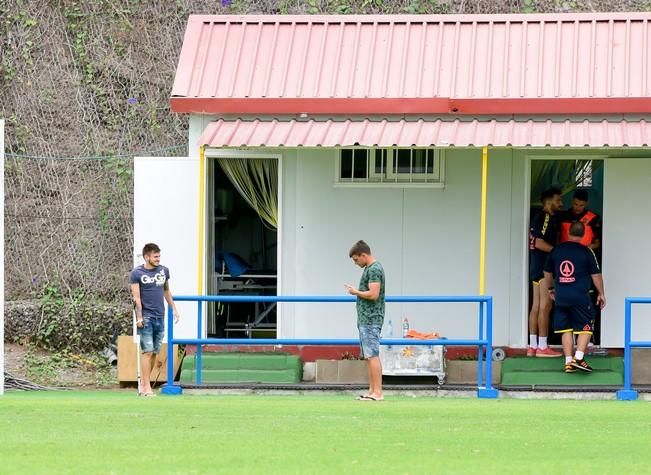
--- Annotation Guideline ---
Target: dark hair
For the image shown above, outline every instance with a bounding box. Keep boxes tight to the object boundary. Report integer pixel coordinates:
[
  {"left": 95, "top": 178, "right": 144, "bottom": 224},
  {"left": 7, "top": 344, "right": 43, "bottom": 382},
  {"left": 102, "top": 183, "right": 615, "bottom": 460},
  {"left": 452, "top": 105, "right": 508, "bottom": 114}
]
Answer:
[
  {"left": 349, "top": 240, "right": 371, "bottom": 257},
  {"left": 540, "top": 186, "right": 562, "bottom": 204},
  {"left": 142, "top": 243, "right": 161, "bottom": 256},
  {"left": 569, "top": 221, "right": 585, "bottom": 238},
  {"left": 573, "top": 189, "right": 589, "bottom": 202}
]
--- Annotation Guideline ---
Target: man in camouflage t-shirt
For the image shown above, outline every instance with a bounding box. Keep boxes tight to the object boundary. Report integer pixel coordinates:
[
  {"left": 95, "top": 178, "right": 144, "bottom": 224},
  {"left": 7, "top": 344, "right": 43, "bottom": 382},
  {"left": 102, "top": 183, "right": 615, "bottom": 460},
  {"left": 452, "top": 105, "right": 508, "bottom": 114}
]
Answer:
[{"left": 345, "top": 240, "right": 385, "bottom": 401}]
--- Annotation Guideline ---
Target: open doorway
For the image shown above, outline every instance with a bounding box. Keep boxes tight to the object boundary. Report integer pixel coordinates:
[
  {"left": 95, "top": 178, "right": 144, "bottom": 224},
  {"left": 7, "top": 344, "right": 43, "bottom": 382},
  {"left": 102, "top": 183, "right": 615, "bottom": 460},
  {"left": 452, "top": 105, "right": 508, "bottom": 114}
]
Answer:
[
  {"left": 528, "top": 157, "right": 604, "bottom": 345},
  {"left": 206, "top": 153, "right": 279, "bottom": 338}
]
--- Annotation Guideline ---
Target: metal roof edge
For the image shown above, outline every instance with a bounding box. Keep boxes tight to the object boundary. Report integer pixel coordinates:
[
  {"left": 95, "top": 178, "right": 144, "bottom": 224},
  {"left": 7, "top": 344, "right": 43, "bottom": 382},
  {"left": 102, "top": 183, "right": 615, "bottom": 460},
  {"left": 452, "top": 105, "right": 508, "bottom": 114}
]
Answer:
[
  {"left": 187, "top": 12, "right": 651, "bottom": 23},
  {"left": 170, "top": 97, "right": 651, "bottom": 115},
  {"left": 199, "top": 115, "right": 651, "bottom": 123}
]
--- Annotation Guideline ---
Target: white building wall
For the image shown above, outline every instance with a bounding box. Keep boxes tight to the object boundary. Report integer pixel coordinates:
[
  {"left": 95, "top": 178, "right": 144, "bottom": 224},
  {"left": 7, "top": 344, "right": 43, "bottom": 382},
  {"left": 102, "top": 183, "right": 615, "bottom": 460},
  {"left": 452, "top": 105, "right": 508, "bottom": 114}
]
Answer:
[
  {"left": 178, "top": 117, "right": 651, "bottom": 347},
  {"left": 281, "top": 148, "right": 518, "bottom": 346}
]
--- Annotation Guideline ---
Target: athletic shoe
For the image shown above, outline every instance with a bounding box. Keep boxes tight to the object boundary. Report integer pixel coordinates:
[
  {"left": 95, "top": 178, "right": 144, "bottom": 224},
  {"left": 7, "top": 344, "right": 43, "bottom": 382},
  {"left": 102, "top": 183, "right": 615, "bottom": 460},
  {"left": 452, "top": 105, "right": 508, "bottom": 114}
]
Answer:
[
  {"left": 536, "top": 347, "right": 562, "bottom": 358},
  {"left": 564, "top": 363, "right": 577, "bottom": 373},
  {"left": 571, "top": 358, "right": 593, "bottom": 373},
  {"left": 526, "top": 347, "right": 536, "bottom": 357}
]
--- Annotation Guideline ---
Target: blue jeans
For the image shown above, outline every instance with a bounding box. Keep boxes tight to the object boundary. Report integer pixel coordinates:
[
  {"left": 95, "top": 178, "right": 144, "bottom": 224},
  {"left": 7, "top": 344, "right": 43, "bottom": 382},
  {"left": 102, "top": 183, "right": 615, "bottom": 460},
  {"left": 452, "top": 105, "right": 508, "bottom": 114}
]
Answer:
[
  {"left": 138, "top": 317, "right": 164, "bottom": 353},
  {"left": 358, "top": 324, "right": 382, "bottom": 358}
]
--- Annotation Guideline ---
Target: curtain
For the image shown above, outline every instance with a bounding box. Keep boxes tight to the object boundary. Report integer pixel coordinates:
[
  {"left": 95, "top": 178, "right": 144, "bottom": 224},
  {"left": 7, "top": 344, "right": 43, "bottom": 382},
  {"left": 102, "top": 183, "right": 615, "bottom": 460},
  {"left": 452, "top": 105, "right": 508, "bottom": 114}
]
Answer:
[{"left": 217, "top": 158, "right": 278, "bottom": 229}]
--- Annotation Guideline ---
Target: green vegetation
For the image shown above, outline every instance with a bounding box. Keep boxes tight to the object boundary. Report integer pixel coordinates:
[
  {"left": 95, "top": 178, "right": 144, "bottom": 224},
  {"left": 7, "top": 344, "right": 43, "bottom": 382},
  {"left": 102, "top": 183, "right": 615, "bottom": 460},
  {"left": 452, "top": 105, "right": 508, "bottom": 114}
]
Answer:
[
  {"left": 21, "top": 346, "right": 116, "bottom": 387},
  {"left": 1, "top": 392, "right": 650, "bottom": 474}
]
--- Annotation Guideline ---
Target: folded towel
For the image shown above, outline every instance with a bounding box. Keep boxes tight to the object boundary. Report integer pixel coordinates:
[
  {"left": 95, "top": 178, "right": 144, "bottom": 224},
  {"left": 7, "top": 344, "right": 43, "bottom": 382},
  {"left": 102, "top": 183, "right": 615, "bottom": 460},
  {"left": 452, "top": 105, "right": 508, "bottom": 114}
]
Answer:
[{"left": 406, "top": 329, "right": 440, "bottom": 340}]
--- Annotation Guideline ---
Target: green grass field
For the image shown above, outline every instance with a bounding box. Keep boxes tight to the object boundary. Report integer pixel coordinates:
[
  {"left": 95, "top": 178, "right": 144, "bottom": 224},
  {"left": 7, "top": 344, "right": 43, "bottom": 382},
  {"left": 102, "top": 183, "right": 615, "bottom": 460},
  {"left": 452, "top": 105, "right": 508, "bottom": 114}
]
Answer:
[{"left": 1, "top": 391, "right": 650, "bottom": 474}]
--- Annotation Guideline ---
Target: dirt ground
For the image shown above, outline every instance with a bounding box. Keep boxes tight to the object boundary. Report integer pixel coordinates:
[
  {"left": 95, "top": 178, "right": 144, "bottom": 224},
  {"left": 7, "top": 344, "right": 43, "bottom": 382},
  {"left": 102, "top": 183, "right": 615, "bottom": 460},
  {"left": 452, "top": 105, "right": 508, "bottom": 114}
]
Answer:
[{"left": 3, "top": 342, "right": 120, "bottom": 389}]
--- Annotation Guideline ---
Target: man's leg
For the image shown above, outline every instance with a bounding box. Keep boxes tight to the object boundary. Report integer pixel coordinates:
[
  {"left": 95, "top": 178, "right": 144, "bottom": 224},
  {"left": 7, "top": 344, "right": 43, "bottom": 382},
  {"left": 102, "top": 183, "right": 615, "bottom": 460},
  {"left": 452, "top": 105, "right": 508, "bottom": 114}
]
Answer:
[
  {"left": 358, "top": 325, "right": 383, "bottom": 400},
  {"left": 528, "top": 282, "right": 540, "bottom": 355},
  {"left": 571, "top": 333, "right": 594, "bottom": 372},
  {"left": 138, "top": 319, "right": 157, "bottom": 395},
  {"left": 365, "top": 358, "right": 374, "bottom": 396},
  {"left": 367, "top": 356, "right": 383, "bottom": 400},
  {"left": 140, "top": 351, "right": 154, "bottom": 394},
  {"left": 576, "top": 333, "right": 592, "bottom": 354},
  {"left": 570, "top": 304, "right": 595, "bottom": 372},
  {"left": 538, "top": 278, "right": 551, "bottom": 340},
  {"left": 536, "top": 279, "right": 562, "bottom": 357},
  {"left": 562, "top": 332, "right": 574, "bottom": 357},
  {"left": 561, "top": 331, "right": 577, "bottom": 372}
]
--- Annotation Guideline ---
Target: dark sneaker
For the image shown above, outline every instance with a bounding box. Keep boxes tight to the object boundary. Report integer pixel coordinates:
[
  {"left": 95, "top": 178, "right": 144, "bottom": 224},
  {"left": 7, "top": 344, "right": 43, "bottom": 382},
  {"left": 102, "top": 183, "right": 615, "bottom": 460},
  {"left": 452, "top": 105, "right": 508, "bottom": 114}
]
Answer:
[
  {"left": 571, "top": 358, "right": 593, "bottom": 373},
  {"left": 564, "top": 363, "right": 577, "bottom": 373}
]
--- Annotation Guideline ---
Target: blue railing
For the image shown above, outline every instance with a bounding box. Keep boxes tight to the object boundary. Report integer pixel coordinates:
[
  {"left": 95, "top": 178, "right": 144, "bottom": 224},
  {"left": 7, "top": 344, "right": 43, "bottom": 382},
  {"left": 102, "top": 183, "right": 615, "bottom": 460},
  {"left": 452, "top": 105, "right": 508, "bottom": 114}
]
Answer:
[
  {"left": 161, "top": 295, "right": 498, "bottom": 399},
  {"left": 616, "top": 297, "right": 651, "bottom": 401}
]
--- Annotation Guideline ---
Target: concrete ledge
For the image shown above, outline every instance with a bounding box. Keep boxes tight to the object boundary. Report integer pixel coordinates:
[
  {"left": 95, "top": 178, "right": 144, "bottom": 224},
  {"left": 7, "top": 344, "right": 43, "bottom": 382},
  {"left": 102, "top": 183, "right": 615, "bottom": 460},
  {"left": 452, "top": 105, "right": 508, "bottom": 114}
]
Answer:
[
  {"left": 315, "top": 359, "right": 368, "bottom": 384},
  {"left": 446, "top": 360, "right": 501, "bottom": 385}
]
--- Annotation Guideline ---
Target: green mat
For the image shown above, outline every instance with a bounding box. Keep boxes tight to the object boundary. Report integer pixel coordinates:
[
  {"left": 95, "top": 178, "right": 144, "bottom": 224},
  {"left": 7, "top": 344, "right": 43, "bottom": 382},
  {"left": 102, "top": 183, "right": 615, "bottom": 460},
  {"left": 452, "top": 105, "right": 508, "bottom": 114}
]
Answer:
[
  {"left": 500, "top": 356, "right": 623, "bottom": 386},
  {"left": 180, "top": 352, "right": 302, "bottom": 384}
]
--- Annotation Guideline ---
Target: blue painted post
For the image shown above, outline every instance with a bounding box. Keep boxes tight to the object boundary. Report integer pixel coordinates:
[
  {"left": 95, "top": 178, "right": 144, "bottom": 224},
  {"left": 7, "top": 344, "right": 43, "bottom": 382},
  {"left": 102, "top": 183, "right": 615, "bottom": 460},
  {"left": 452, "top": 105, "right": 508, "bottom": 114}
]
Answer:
[
  {"left": 477, "top": 301, "right": 484, "bottom": 388},
  {"left": 617, "top": 298, "right": 638, "bottom": 401},
  {"left": 478, "top": 297, "right": 498, "bottom": 399},
  {"left": 196, "top": 300, "right": 203, "bottom": 385},
  {"left": 161, "top": 304, "right": 182, "bottom": 395}
]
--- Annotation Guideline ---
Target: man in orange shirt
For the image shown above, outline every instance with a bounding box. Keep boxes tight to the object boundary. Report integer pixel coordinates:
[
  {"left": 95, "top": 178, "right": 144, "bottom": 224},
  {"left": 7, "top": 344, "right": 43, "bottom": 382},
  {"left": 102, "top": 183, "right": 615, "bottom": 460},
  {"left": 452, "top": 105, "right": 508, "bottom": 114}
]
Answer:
[{"left": 559, "top": 189, "right": 602, "bottom": 253}]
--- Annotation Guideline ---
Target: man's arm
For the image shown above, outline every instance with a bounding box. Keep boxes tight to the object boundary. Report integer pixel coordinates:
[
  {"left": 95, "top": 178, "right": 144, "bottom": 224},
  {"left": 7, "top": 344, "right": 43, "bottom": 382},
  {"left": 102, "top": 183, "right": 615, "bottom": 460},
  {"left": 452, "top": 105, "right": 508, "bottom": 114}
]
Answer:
[
  {"left": 345, "top": 282, "right": 381, "bottom": 300},
  {"left": 163, "top": 281, "right": 181, "bottom": 322},
  {"left": 130, "top": 283, "right": 143, "bottom": 327},
  {"left": 591, "top": 274, "right": 606, "bottom": 309},
  {"left": 535, "top": 238, "right": 554, "bottom": 253},
  {"left": 543, "top": 271, "right": 555, "bottom": 300},
  {"left": 533, "top": 213, "right": 554, "bottom": 252}
]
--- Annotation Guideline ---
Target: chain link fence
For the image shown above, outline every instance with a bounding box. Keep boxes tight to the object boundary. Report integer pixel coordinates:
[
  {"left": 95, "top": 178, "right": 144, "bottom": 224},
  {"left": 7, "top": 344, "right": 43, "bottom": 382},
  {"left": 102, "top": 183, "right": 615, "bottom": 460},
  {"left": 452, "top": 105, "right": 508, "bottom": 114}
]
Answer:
[{"left": 5, "top": 155, "right": 133, "bottom": 302}]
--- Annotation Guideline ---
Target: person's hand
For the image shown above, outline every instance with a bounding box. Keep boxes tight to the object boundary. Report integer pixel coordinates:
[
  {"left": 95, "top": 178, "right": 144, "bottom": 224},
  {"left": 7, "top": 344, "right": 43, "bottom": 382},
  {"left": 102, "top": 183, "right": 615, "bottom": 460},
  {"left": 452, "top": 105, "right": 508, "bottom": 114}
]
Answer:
[
  {"left": 548, "top": 288, "right": 556, "bottom": 302},
  {"left": 344, "top": 284, "right": 357, "bottom": 296},
  {"left": 136, "top": 318, "right": 144, "bottom": 328},
  {"left": 173, "top": 310, "right": 181, "bottom": 324},
  {"left": 596, "top": 293, "right": 606, "bottom": 309}
]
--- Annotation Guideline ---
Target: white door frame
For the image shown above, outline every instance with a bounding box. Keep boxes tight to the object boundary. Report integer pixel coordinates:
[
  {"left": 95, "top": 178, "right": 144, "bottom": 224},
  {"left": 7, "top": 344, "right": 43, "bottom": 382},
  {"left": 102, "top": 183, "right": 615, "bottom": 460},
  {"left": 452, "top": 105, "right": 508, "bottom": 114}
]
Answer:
[
  {"left": 521, "top": 153, "right": 607, "bottom": 346},
  {"left": 204, "top": 148, "right": 283, "bottom": 335}
]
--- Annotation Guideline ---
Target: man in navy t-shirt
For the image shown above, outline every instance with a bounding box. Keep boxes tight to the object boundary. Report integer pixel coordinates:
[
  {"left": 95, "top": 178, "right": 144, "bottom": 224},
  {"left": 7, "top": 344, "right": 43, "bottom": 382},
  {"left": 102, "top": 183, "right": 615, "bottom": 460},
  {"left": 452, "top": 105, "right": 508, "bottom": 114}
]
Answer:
[
  {"left": 544, "top": 222, "right": 606, "bottom": 373},
  {"left": 528, "top": 187, "right": 563, "bottom": 358},
  {"left": 130, "top": 242, "right": 180, "bottom": 396}
]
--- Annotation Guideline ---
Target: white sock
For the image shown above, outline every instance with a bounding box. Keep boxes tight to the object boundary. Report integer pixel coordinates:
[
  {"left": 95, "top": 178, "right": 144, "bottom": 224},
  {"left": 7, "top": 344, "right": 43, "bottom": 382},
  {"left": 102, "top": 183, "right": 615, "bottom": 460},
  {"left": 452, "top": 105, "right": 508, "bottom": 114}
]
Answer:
[
  {"left": 565, "top": 356, "right": 573, "bottom": 364},
  {"left": 529, "top": 335, "right": 538, "bottom": 348},
  {"left": 539, "top": 337, "right": 548, "bottom": 349},
  {"left": 575, "top": 350, "right": 584, "bottom": 360}
]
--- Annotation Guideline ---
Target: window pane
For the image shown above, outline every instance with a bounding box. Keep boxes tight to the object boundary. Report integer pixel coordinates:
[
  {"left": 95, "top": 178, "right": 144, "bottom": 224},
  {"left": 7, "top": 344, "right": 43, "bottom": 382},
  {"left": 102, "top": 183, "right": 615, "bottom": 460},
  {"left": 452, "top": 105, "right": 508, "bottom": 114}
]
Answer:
[
  {"left": 340, "top": 149, "right": 353, "bottom": 179},
  {"left": 395, "top": 149, "right": 412, "bottom": 173},
  {"left": 576, "top": 160, "right": 593, "bottom": 188},
  {"left": 407, "top": 149, "right": 432, "bottom": 174},
  {"left": 374, "top": 149, "right": 388, "bottom": 175},
  {"left": 352, "top": 149, "right": 368, "bottom": 179}
]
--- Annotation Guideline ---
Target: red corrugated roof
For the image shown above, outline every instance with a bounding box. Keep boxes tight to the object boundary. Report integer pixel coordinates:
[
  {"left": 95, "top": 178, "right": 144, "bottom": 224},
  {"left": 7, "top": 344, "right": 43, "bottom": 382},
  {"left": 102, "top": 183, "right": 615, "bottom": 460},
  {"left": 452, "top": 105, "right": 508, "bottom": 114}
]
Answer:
[
  {"left": 172, "top": 13, "right": 651, "bottom": 114},
  {"left": 198, "top": 118, "right": 650, "bottom": 147}
]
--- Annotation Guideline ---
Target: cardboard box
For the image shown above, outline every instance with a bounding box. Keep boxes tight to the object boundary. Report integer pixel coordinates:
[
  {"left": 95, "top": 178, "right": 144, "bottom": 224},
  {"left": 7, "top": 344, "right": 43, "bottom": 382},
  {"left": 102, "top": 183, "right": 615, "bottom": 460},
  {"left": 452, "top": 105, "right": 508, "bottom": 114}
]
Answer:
[{"left": 117, "top": 335, "right": 182, "bottom": 383}]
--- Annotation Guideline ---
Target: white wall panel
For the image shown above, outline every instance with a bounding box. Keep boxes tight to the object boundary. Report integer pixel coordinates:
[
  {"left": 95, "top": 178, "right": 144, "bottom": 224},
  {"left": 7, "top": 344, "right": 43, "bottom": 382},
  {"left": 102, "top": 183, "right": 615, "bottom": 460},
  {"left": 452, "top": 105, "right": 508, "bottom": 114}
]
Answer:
[
  {"left": 282, "top": 148, "right": 516, "bottom": 344},
  {"left": 134, "top": 157, "right": 200, "bottom": 340},
  {"left": 602, "top": 159, "right": 651, "bottom": 347}
]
